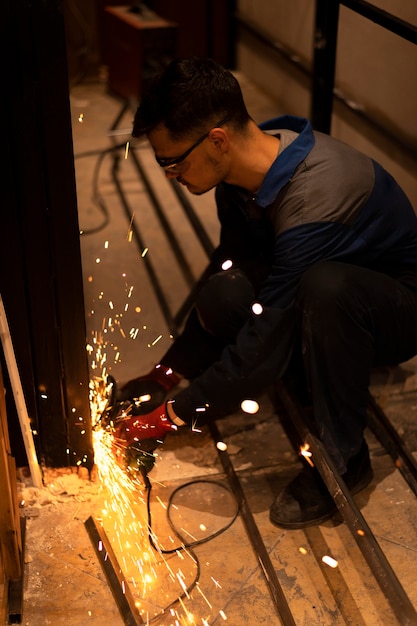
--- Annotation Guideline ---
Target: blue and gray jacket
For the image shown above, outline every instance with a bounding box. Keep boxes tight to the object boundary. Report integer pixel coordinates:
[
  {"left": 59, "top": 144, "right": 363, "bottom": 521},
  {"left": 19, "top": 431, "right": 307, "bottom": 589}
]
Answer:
[{"left": 171, "top": 115, "right": 417, "bottom": 423}]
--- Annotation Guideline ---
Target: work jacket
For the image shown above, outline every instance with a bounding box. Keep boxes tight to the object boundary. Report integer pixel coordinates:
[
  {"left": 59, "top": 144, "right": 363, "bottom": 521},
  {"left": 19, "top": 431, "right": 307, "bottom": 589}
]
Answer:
[{"left": 170, "top": 115, "right": 417, "bottom": 423}]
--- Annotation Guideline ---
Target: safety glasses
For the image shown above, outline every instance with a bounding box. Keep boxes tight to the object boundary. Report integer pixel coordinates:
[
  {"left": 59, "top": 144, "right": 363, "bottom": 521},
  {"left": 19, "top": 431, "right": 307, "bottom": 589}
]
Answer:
[{"left": 155, "top": 116, "right": 230, "bottom": 172}]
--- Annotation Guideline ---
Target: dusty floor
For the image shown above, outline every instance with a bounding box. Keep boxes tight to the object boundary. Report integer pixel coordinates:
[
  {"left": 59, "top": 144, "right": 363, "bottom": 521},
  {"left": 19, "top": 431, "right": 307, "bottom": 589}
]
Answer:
[{"left": 4, "top": 72, "right": 417, "bottom": 625}]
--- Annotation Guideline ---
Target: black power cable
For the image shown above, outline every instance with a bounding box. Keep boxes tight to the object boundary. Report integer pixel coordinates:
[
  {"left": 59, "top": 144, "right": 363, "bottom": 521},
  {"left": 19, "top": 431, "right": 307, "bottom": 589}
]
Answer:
[
  {"left": 75, "top": 142, "right": 126, "bottom": 236},
  {"left": 142, "top": 474, "right": 240, "bottom": 623}
]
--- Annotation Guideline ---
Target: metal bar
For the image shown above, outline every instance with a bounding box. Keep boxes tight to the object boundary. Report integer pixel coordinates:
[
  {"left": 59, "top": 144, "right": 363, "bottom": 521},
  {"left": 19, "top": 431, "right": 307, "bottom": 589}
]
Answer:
[
  {"left": 340, "top": 0, "right": 417, "bottom": 45},
  {"left": 173, "top": 290, "right": 198, "bottom": 329},
  {"left": 367, "top": 393, "right": 417, "bottom": 496},
  {"left": 107, "top": 102, "right": 214, "bottom": 336},
  {"left": 169, "top": 179, "right": 215, "bottom": 258},
  {"left": 127, "top": 149, "right": 196, "bottom": 290},
  {"left": 275, "top": 382, "right": 417, "bottom": 626},
  {"left": 310, "top": 0, "right": 340, "bottom": 133},
  {"left": 112, "top": 148, "right": 213, "bottom": 334},
  {"left": 85, "top": 516, "right": 144, "bottom": 626},
  {"left": 173, "top": 265, "right": 214, "bottom": 329},
  {"left": 110, "top": 156, "right": 179, "bottom": 338},
  {"left": 110, "top": 100, "right": 131, "bottom": 132},
  {"left": 209, "top": 421, "right": 297, "bottom": 626}
]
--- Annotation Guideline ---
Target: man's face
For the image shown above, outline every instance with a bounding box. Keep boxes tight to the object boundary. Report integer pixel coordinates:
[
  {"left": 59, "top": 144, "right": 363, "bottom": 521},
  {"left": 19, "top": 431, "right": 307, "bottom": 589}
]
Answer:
[{"left": 148, "top": 123, "right": 229, "bottom": 196}]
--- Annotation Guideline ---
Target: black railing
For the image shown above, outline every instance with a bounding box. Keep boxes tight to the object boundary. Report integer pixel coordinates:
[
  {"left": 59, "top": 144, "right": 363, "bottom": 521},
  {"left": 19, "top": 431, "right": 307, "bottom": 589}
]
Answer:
[
  {"left": 236, "top": 2, "right": 417, "bottom": 157},
  {"left": 312, "top": 0, "right": 417, "bottom": 134}
]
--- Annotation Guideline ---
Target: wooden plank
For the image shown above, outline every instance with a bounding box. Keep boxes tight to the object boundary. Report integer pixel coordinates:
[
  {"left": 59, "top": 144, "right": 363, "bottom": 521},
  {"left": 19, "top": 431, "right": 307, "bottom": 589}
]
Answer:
[
  {"left": 0, "top": 364, "right": 22, "bottom": 580},
  {"left": 0, "top": 295, "right": 42, "bottom": 488},
  {"left": 7, "top": 517, "right": 26, "bottom": 623}
]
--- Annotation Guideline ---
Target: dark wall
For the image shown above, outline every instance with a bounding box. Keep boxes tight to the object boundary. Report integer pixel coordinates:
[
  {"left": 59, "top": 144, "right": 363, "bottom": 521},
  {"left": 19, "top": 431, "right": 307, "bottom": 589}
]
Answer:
[
  {"left": 1, "top": 0, "right": 93, "bottom": 469},
  {"left": 150, "top": 0, "right": 236, "bottom": 66},
  {"left": 95, "top": 0, "right": 236, "bottom": 71},
  {"left": 63, "top": 1, "right": 236, "bottom": 89}
]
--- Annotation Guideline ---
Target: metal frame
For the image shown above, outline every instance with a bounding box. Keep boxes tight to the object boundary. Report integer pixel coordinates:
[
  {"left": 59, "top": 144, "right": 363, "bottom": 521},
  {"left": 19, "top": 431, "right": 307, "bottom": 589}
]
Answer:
[{"left": 3, "top": 0, "right": 93, "bottom": 470}]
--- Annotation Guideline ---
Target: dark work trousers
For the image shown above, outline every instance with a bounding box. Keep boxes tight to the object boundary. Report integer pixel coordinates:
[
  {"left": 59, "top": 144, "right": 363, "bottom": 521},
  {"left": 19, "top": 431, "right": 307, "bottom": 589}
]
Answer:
[{"left": 161, "top": 262, "right": 417, "bottom": 473}]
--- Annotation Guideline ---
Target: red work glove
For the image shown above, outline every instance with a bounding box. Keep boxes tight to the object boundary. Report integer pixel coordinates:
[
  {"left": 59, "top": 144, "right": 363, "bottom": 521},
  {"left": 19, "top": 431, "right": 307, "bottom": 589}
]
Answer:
[
  {"left": 113, "top": 403, "right": 178, "bottom": 454},
  {"left": 117, "top": 364, "right": 181, "bottom": 406}
]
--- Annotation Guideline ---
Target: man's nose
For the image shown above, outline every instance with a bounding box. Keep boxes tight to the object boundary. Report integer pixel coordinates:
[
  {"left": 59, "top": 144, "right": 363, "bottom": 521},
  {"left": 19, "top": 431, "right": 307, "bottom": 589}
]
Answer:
[{"left": 165, "top": 170, "right": 179, "bottom": 180}]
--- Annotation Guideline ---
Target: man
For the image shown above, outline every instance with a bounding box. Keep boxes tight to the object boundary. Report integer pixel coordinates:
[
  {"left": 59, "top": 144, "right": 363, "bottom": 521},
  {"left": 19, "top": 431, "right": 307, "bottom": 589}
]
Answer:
[{"left": 115, "top": 57, "right": 417, "bottom": 528}]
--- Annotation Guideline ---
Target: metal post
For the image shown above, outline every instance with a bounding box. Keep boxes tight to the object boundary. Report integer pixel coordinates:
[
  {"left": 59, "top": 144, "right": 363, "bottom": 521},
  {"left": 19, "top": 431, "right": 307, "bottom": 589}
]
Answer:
[{"left": 311, "top": 0, "right": 340, "bottom": 133}]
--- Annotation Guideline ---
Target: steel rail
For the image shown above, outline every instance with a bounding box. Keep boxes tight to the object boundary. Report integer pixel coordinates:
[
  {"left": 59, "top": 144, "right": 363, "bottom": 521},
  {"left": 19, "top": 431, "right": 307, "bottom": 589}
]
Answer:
[
  {"left": 209, "top": 421, "right": 297, "bottom": 626},
  {"left": 85, "top": 516, "right": 144, "bottom": 626},
  {"left": 110, "top": 154, "right": 179, "bottom": 338},
  {"left": 340, "top": 0, "right": 417, "bottom": 44},
  {"left": 125, "top": 149, "right": 196, "bottom": 291},
  {"left": 169, "top": 179, "right": 215, "bottom": 259},
  {"left": 275, "top": 381, "right": 417, "bottom": 626},
  {"left": 367, "top": 393, "right": 417, "bottom": 497},
  {"left": 111, "top": 141, "right": 218, "bottom": 334},
  {"left": 109, "top": 128, "right": 217, "bottom": 332},
  {"left": 173, "top": 265, "right": 214, "bottom": 329}
]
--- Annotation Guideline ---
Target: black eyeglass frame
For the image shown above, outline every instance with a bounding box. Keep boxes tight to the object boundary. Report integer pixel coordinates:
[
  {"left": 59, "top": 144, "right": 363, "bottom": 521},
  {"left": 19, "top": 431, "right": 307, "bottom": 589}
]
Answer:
[{"left": 155, "top": 116, "right": 230, "bottom": 170}]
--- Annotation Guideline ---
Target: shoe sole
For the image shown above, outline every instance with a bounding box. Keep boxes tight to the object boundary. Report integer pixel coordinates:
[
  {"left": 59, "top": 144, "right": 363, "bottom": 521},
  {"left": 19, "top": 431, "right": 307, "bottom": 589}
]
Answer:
[
  {"left": 270, "top": 467, "right": 374, "bottom": 530},
  {"left": 270, "top": 507, "right": 337, "bottom": 530}
]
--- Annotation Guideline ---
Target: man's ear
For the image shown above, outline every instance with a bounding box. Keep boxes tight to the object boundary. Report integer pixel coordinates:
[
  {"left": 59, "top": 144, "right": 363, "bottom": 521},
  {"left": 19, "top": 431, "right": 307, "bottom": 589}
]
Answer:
[{"left": 209, "top": 128, "right": 229, "bottom": 153}]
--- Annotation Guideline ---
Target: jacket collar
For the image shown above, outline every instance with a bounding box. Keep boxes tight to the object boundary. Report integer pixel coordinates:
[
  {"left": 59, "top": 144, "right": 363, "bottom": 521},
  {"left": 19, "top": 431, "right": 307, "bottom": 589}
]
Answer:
[{"left": 255, "top": 116, "right": 315, "bottom": 207}]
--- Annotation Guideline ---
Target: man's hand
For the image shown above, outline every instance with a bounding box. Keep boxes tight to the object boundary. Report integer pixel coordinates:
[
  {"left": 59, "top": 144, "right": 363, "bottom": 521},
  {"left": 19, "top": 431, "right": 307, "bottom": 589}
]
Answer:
[
  {"left": 117, "top": 364, "right": 181, "bottom": 407},
  {"left": 113, "top": 403, "right": 178, "bottom": 454}
]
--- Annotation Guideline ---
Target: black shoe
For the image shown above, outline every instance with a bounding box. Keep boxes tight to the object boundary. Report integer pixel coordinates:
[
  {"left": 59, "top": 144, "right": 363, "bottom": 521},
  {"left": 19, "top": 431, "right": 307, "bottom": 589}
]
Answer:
[{"left": 270, "top": 441, "right": 373, "bottom": 529}]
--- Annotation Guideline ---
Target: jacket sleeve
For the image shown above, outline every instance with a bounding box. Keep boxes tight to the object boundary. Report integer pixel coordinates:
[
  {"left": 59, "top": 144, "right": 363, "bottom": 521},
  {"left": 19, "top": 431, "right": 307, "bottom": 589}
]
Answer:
[
  {"left": 169, "top": 301, "right": 296, "bottom": 424},
  {"left": 169, "top": 220, "right": 363, "bottom": 426}
]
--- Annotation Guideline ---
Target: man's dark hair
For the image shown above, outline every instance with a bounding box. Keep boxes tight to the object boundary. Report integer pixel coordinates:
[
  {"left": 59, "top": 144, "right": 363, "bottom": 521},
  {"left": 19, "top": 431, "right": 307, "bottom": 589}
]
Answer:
[{"left": 132, "top": 57, "right": 251, "bottom": 140}]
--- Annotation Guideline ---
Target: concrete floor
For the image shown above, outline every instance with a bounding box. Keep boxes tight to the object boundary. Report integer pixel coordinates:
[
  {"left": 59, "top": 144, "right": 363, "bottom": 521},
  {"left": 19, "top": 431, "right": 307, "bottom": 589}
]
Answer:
[{"left": 8, "top": 75, "right": 417, "bottom": 625}]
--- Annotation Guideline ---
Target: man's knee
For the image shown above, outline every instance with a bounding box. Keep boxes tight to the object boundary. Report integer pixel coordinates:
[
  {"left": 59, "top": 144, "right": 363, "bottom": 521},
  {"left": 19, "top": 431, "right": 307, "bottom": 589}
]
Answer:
[
  {"left": 294, "top": 261, "right": 373, "bottom": 349},
  {"left": 195, "top": 268, "right": 255, "bottom": 339},
  {"left": 297, "top": 262, "right": 350, "bottom": 311}
]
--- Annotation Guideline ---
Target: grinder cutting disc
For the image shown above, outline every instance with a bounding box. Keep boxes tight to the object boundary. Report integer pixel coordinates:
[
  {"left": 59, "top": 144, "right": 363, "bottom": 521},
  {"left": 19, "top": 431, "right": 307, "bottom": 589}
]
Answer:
[{"left": 126, "top": 446, "right": 156, "bottom": 477}]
